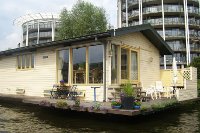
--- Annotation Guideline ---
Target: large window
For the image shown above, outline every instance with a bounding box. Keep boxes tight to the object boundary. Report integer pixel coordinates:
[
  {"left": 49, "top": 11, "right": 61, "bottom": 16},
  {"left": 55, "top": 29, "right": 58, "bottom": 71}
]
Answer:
[
  {"left": 111, "top": 45, "right": 118, "bottom": 84},
  {"left": 73, "top": 47, "right": 86, "bottom": 84},
  {"left": 131, "top": 51, "right": 138, "bottom": 80},
  {"left": 89, "top": 45, "right": 103, "bottom": 84},
  {"left": 121, "top": 48, "right": 129, "bottom": 79},
  {"left": 17, "top": 53, "right": 34, "bottom": 70},
  {"left": 58, "top": 49, "right": 69, "bottom": 83},
  {"left": 121, "top": 48, "right": 138, "bottom": 82}
]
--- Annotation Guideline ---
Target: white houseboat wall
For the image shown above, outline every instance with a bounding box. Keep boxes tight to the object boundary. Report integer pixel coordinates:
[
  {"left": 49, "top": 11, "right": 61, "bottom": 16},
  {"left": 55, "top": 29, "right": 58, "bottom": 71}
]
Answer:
[{"left": 0, "top": 24, "right": 175, "bottom": 101}]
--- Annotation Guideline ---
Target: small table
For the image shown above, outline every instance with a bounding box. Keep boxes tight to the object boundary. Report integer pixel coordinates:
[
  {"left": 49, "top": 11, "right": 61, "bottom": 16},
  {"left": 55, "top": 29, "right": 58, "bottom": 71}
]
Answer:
[
  {"left": 91, "top": 86, "right": 100, "bottom": 102},
  {"left": 171, "top": 86, "right": 184, "bottom": 94}
]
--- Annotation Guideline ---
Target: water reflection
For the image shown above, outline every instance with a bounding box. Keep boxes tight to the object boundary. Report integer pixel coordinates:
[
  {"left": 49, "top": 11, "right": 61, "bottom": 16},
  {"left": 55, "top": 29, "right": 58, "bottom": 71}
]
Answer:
[{"left": 0, "top": 101, "right": 200, "bottom": 133}]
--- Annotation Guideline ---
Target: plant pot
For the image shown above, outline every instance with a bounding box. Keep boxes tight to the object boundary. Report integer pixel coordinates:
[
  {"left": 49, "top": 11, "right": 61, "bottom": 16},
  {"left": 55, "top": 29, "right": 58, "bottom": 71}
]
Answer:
[
  {"left": 121, "top": 96, "right": 134, "bottom": 110},
  {"left": 111, "top": 105, "right": 121, "bottom": 109},
  {"left": 134, "top": 105, "right": 140, "bottom": 110}
]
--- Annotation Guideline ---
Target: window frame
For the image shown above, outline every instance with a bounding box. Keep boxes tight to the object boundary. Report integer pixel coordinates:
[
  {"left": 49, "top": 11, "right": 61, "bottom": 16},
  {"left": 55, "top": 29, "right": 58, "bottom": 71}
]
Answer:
[{"left": 16, "top": 53, "right": 35, "bottom": 70}]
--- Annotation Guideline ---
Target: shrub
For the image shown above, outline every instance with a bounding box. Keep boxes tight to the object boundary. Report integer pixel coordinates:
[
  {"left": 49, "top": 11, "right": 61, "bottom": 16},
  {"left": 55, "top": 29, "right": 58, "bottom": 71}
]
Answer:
[
  {"left": 56, "top": 100, "right": 68, "bottom": 108},
  {"left": 122, "top": 83, "right": 135, "bottom": 97},
  {"left": 111, "top": 101, "right": 121, "bottom": 106}
]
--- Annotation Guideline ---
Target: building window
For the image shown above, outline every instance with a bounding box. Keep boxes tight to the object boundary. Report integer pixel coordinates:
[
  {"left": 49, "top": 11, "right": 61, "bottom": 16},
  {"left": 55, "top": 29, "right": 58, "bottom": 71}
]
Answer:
[
  {"left": 121, "top": 48, "right": 129, "bottom": 80},
  {"left": 111, "top": 44, "right": 118, "bottom": 84},
  {"left": 131, "top": 51, "right": 138, "bottom": 80},
  {"left": 17, "top": 53, "right": 34, "bottom": 70},
  {"left": 73, "top": 47, "right": 86, "bottom": 84},
  {"left": 89, "top": 45, "right": 103, "bottom": 84},
  {"left": 57, "top": 49, "right": 69, "bottom": 83}
]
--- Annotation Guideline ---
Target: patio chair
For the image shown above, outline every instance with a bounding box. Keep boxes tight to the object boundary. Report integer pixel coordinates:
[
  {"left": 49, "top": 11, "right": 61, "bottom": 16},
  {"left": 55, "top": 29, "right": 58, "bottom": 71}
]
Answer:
[
  {"left": 144, "top": 85, "right": 155, "bottom": 100},
  {"left": 155, "top": 81, "right": 172, "bottom": 99}
]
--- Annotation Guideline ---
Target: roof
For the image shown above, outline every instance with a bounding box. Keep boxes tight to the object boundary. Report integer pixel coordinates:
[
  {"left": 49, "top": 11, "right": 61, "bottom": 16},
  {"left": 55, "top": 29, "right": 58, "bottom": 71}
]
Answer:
[
  {"left": 111, "top": 24, "right": 173, "bottom": 56},
  {"left": 13, "top": 13, "right": 60, "bottom": 26},
  {"left": 0, "top": 24, "right": 173, "bottom": 56}
]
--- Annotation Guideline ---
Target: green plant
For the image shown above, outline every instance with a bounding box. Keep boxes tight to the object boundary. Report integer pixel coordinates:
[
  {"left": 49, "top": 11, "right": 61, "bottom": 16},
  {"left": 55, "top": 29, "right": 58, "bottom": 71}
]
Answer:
[
  {"left": 90, "top": 102, "right": 101, "bottom": 111},
  {"left": 122, "top": 83, "right": 135, "bottom": 97},
  {"left": 74, "top": 98, "right": 80, "bottom": 107},
  {"left": 111, "top": 101, "right": 121, "bottom": 106},
  {"left": 56, "top": 100, "right": 68, "bottom": 108},
  {"left": 134, "top": 100, "right": 141, "bottom": 106}
]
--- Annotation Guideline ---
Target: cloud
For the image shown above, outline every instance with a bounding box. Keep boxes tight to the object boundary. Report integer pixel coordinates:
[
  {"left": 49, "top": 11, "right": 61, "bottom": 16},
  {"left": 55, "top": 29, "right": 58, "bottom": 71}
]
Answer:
[
  {"left": 0, "top": 0, "right": 117, "bottom": 51},
  {"left": 0, "top": 28, "right": 21, "bottom": 51}
]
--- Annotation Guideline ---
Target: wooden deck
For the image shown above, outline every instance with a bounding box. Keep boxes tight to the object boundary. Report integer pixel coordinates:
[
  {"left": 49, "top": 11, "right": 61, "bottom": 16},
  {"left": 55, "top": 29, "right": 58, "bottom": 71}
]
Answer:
[{"left": 0, "top": 93, "right": 192, "bottom": 117}]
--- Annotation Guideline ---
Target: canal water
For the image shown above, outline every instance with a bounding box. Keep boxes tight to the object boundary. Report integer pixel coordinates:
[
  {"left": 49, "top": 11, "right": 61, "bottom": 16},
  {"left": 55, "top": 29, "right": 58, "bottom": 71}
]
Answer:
[{"left": 0, "top": 101, "right": 200, "bottom": 133}]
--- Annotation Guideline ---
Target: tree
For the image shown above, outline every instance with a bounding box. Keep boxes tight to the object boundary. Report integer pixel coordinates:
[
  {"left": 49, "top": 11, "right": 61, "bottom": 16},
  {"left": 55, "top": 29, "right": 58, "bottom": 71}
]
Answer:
[
  {"left": 190, "top": 57, "right": 200, "bottom": 79},
  {"left": 57, "top": 0, "right": 108, "bottom": 40}
]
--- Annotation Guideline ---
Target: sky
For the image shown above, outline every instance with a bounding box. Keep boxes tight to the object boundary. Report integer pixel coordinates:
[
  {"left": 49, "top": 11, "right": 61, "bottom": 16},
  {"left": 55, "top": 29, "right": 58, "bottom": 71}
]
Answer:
[{"left": 0, "top": 0, "right": 117, "bottom": 51}]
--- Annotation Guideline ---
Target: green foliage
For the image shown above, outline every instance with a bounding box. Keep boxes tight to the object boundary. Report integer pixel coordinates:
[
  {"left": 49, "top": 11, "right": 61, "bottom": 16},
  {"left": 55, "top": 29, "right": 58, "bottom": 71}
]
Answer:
[
  {"left": 190, "top": 57, "right": 200, "bottom": 79},
  {"left": 57, "top": 0, "right": 108, "bottom": 40},
  {"left": 134, "top": 100, "right": 141, "bottom": 106},
  {"left": 122, "top": 83, "right": 135, "bottom": 97},
  {"left": 151, "top": 100, "right": 178, "bottom": 111},
  {"left": 74, "top": 98, "right": 80, "bottom": 106},
  {"left": 111, "top": 101, "right": 121, "bottom": 106},
  {"left": 90, "top": 102, "right": 101, "bottom": 111},
  {"left": 56, "top": 100, "right": 68, "bottom": 108}
]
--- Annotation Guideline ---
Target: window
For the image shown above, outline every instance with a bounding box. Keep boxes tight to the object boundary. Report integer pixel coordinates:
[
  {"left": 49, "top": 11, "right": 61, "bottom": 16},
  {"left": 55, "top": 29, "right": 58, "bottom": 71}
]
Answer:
[
  {"left": 131, "top": 51, "right": 138, "bottom": 80},
  {"left": 58, "top": 49, "right": 69, "bottom": 83},
  {"left": 111, "top": 45, "right": 118, "bottom": 84},
  {"left": 17, "top": 53, "right": 34, "bottom": 70},
  {"left": 73, "top": 47, "right": 86, "bottom": 84},
  {"left": 121, "top": 48, "right": 129, "bottom": 79},
  {"left": 89, "top": 45, "right": 103, "bottom": 84}
]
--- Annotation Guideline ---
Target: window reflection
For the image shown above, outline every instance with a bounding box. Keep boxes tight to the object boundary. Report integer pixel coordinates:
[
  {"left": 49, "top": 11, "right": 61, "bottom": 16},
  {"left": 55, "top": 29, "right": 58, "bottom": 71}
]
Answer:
[
  {"left": 121, "top": 48, "right": 128, "bottom": 79},
  {"left": 111, "top": 45, "right": 118, "bottom": 84},
  {"left": 131, "top": 51, "right": 138, "bottom": 80},
  {"left": 73, "top": 47, "right": 86, "bottom": 84},
  {"left": 58, "top": 50, "right": 69, "bottom": 83},
  {"left": 89, "top": 45, "right": 103, "bottom": 84}
]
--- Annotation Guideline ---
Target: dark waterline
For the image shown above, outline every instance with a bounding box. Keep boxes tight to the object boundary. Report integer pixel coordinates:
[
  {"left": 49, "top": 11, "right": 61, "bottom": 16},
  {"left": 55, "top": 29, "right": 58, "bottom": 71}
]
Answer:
[{"left": 0, "top": 101, "right": 200, "bottom": 133}]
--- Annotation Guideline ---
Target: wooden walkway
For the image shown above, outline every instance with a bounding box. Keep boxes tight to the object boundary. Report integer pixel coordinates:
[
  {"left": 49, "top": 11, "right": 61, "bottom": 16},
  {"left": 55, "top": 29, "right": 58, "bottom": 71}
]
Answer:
[{"left": 0, "top": 93, "right": 185, "bottom": 117}]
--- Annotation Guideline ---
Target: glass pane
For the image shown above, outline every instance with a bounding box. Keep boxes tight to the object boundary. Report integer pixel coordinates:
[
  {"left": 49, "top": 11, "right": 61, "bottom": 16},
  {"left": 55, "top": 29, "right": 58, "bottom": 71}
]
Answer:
[
  {"left": 89, "top": 45, "right": 103, "bottom": 84},
  {"left": 58, "top": 50, "right": 69, "bottom": 83},
  {"left": 73, "top": 47, "right": 86, "bottom": 84},
  {"left": 26, "top": 55, "right": 30, "bottom": 68},
  {"left": 131, "top": 51, "right": 138, "bottom": 80},
  {"left": 111, "top": 45, "right": 118, "bottom": 84},
  {"left": 31, "top": 54, "right": 34, "bottom": 68},
  {"left": 17, "top": 56, "right": 21, "bottom": 69},
  {"left": 121, "top": 48, "right": 128, "bottom": 79},
  {"left": 22, "top": 55, "right": 25, "bottom": 69}
]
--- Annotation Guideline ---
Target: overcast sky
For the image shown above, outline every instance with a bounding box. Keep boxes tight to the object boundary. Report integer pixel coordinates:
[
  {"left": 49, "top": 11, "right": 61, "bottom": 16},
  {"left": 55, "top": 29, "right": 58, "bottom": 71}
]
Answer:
[{"left": 0, "top": 0, "right": 117, "bottom": 51}]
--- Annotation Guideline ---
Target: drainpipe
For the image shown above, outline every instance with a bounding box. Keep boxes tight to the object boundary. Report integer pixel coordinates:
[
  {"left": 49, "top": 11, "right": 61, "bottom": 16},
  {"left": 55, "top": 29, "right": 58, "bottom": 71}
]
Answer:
[
  {"left": 103, "top": 43, "right": 107, "bottom": 102},
  {"left": 125, "top": 0, "right": 128, "bottom": 27},
  {"left": 162, "top": 0, "right": 166, "bottom": 70}
]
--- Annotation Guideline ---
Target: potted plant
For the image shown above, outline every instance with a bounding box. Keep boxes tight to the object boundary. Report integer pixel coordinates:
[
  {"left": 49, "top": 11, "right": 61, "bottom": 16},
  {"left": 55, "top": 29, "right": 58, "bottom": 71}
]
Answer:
[
  {"left": 121, "top": 83, "right": 135, "bottom": 110},
  {"left": 111, "top": 101, "right": 121, "bottom": 109},
  {"left": 134, "top": 100, "right": 141, "bottom": 109}
]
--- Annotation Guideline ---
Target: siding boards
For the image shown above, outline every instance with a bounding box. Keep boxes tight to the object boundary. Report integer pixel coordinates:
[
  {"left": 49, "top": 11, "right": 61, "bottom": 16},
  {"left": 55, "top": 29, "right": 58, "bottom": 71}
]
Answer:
[
  {"left": 0, "top": 49, "right": 56, "bottom": 96},
  {"left": 112, "top": 32, "right": 160, "bottom": 88}
]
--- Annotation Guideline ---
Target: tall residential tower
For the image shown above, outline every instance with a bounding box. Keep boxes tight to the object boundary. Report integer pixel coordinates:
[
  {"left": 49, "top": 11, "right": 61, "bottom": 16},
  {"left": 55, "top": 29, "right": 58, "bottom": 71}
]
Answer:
[{"left": 118, "top": 0, "right": 200, "bottom": 68}]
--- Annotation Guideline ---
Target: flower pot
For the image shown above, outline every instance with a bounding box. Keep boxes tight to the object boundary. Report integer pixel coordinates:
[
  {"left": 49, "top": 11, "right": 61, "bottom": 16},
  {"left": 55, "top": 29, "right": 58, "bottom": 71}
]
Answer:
[
  {"left": 134, "top": 105, "right": 140, "bottom": 110},
  {"left": 112, "top": 105, "right": 121, "bottom": 109},
  {"left": 121, "top": 96, "right": 134, "bottom": 110}
]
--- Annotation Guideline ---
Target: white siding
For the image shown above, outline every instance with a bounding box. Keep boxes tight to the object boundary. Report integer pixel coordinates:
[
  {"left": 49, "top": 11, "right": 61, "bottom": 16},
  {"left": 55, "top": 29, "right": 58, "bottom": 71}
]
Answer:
[
  {"left": 0, "top": 48, "right": 57, "bottom": 96},
  {"left": 111, "top": 32, "right": 160, "bottom": 88}
]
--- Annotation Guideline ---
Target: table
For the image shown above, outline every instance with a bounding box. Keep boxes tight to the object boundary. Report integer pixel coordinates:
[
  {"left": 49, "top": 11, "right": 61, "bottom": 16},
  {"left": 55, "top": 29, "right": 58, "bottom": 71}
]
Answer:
[
  {"left": 91, "top": 86, "right": 100, "bottom": 102},
  {"left": 171, "top": 86, "right": 184, "bottom": 94}
]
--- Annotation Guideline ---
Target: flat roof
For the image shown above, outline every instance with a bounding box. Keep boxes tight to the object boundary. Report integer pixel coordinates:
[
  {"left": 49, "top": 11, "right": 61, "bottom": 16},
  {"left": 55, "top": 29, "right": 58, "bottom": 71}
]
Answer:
[
  {"left": 0, "top": 24, "right": 173, "bottom": 56},
  {"left": 13, "top": 13, "right": 60, "bottom": 26}
]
